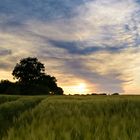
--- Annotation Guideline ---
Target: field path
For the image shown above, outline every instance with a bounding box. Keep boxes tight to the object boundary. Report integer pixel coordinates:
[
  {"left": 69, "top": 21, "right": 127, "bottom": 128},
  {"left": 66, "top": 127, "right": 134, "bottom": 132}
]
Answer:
[
  {"left": 0, "top": 96, "right": 20, "bottom": 105},
  {"left": 0, "top": 96, "right": 45, "bottom": 138}
]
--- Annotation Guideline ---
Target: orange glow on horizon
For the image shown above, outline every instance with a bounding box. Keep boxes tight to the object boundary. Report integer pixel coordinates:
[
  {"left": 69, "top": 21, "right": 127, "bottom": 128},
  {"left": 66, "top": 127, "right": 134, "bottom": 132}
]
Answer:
[
  {"left": 1, "top": 70, "right": 140, "bottom": 95},
  {"left": 0, "top": 70, "right": 13, "bottom": 81},
  {"left": 62, "top": 83, "right": 91, "bottom": 95}
]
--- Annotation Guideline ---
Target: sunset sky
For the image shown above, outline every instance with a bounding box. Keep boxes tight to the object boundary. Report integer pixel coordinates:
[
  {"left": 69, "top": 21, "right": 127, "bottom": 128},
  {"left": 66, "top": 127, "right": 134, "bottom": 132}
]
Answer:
[{"left": 0, "top": 0, "right": 140, "bottom": 94}]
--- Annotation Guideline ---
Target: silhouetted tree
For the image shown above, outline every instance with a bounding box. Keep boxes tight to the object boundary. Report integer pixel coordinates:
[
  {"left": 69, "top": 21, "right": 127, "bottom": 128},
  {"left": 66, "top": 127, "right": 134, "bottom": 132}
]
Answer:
[
  {"left": 12, "top": 57, "right": 45, "bottom": 84},
  {"left": 39, "top": 75, "right": 57, "bottom": 89},
  {"left": 0, "top": 80, "right": 13, "bottom": 94},
  {"left": 11, "top": 57, "right": 64, "bottom": 95},
  {"left": 54, "top": 87, "right": 64, "bottom": 95},
  {"left": 37, "top": 75, "right": 63, "bottom": 95}
]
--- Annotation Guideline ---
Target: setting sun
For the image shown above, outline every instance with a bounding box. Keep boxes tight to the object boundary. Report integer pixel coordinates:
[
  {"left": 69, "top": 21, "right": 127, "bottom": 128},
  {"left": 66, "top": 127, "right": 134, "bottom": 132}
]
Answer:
[
  {"left": 75, "top": 83, "right": 86, "bottom": 94},
  {"left": 64, "top": 83, "right": 88, "bottom": 95}
]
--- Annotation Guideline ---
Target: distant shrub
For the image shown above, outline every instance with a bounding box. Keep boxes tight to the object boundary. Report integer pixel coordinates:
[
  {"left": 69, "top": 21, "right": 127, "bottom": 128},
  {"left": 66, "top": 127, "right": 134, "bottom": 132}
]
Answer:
[
  {"left": 91, "top": 93, "right": 97, "bottom": 95},
  {"left": 112, "top": 93, "right": 119, "bottom": 95},
  {"left": 0, "top": 80, "right": 13, "bottom": 94},
  {"left": 99, "top": 93, "right": 107, "bottom": 95}
]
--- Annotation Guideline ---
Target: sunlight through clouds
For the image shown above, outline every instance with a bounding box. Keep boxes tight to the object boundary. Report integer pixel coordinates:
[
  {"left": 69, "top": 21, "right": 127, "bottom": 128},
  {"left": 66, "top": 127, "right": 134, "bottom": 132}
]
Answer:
[{"left": 0, "top": 0, "right": 140, "bottom": 94}]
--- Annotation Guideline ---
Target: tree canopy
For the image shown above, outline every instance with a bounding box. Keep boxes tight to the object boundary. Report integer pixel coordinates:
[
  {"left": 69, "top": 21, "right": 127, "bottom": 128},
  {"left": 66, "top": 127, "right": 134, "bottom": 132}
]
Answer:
[{"left": 12, "top": 57, "right": 45, "bottom": 83}]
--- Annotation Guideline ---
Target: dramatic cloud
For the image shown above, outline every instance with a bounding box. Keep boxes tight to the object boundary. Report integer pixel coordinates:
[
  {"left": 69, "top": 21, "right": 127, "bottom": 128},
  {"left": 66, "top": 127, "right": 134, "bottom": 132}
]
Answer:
[
  {"left": 0, "top": 48, "right": 11, "bottom": 56},
  {"left": 0, "top": 0, "right": 140, "bottom": 94}
]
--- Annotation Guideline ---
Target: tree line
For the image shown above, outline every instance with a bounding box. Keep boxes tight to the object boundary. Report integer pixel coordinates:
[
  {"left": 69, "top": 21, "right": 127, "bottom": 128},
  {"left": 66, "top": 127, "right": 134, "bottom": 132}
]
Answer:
[{"left": 0, "top": 57, "right": 64, "bottom": 95}]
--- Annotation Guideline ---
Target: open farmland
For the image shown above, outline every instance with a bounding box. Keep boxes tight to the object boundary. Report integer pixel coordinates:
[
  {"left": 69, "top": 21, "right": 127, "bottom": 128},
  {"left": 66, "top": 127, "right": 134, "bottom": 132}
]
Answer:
[{"left": 0, "top": 95, "right": 140, "bottom": 140}]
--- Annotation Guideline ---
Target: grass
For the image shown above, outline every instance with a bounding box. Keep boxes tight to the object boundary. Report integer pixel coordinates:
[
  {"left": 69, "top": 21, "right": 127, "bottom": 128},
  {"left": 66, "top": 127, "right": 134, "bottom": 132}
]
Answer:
[
  {"left": 0, "top": 95, "right": 140, "bottom": 140},
  {"left": 0, "top": 95, "right": 20, "bottom": 105},
  {"left": 0, "top": 96, "right": 44, "bottom": 138}
]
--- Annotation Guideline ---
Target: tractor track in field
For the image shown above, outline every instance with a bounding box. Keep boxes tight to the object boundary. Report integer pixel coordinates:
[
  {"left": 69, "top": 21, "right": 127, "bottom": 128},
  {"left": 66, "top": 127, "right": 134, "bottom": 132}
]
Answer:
[
  {"left": 0, "top": 96, "right": 21, "bottom": 105},
  {"left": 0, "top": 97, "right": 46, "bottom": 139}
]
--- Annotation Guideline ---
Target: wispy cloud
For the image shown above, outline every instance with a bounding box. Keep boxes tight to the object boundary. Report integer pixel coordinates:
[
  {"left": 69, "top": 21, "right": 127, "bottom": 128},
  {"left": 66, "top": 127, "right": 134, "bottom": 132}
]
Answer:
[{"left": 0, "top": 0, "right": 140, "bottom": 94}]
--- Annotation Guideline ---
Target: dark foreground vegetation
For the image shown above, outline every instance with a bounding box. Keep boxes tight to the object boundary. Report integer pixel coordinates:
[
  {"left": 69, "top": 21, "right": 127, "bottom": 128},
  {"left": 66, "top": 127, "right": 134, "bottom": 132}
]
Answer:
[
  {"left": 0, "top": 57, "right": 63, "bottom": 95},
  {"left": 0, "top": 95, "right": 140, "bottom": 140}
]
